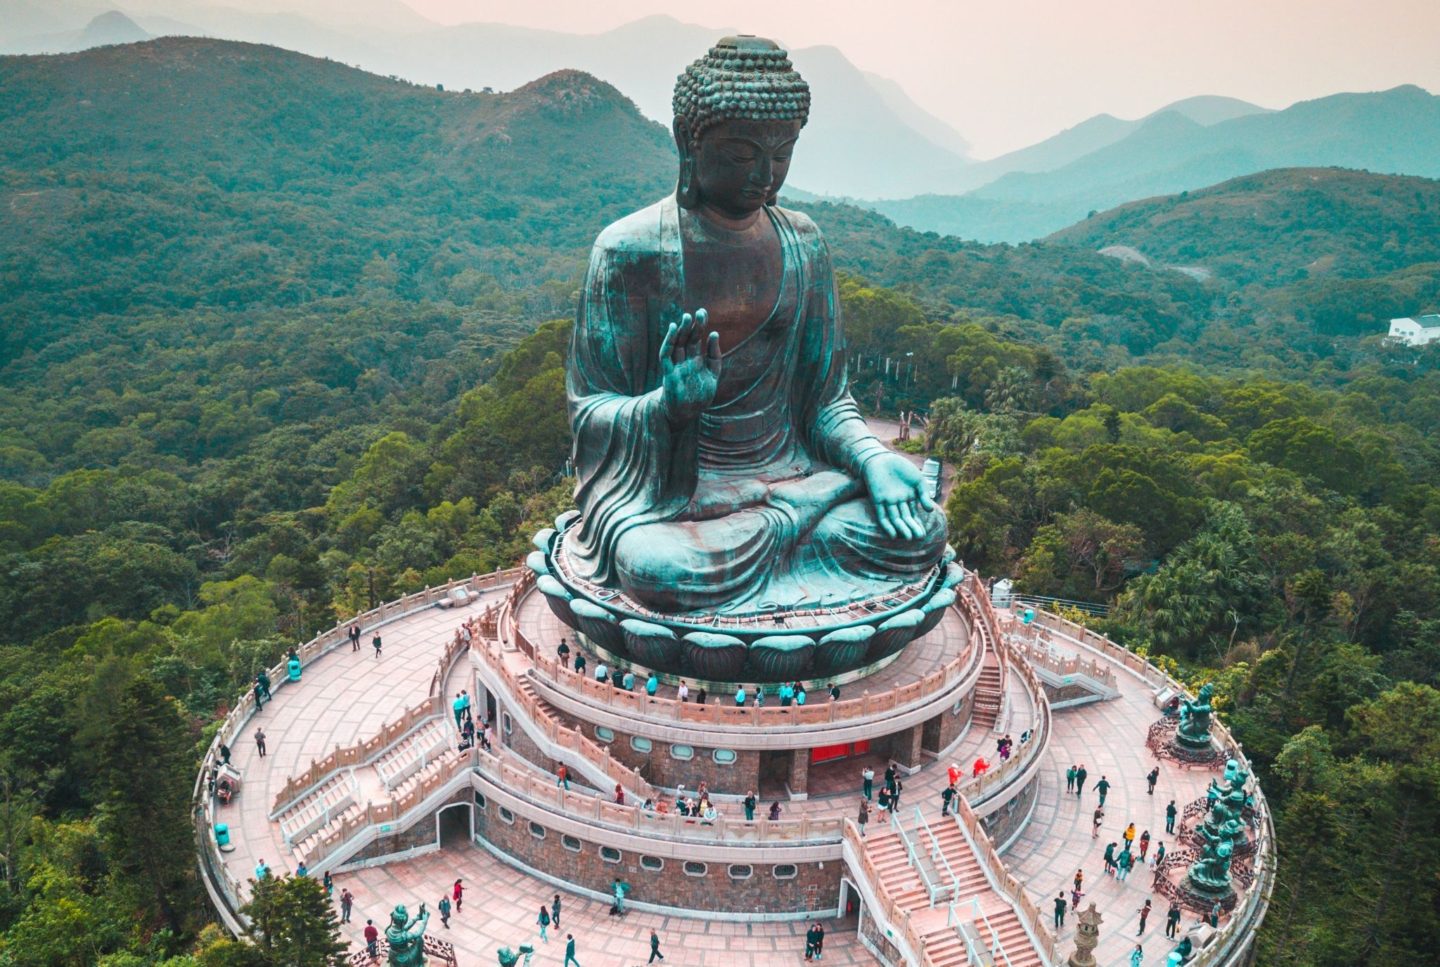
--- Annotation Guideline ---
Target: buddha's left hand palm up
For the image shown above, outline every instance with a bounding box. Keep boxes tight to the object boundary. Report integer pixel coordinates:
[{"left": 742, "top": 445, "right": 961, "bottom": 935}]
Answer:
[{"left": 863, "top": 453, "right": 936, "bottom": 541}]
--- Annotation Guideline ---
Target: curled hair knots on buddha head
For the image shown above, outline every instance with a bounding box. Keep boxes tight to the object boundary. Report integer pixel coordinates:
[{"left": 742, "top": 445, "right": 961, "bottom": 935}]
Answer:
[{"left": 672, "top": 36, "right": 811, "bottom": 140}]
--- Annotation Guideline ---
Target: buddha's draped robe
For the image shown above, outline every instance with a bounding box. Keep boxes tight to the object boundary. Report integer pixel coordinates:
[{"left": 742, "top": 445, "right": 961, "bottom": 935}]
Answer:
[{"left": 567, "top": 197, "right": 945, "bottom": 614}]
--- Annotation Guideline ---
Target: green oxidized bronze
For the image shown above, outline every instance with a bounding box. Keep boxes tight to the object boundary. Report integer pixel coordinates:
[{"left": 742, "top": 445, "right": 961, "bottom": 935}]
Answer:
[
  {"left": 386, "top": 903, "right": 429, "bottom": 966},
  {"left": 532, "top": 36, "right": 952, "bottom": 683},
  {"left": 1175, "top": 683, "right": 1216, "bottom": 750}
]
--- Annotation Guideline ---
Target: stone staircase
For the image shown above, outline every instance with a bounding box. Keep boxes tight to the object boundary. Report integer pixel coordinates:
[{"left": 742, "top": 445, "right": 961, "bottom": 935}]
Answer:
[
  {"left": 374, "top": 718, "right": 450, "bottom": 790},
  {"left": 972, "top": 660, "right": 1004, "bottom": 731},
  {"left": 510, "top": 672, "right": 655, "bottom": 802},
  {"left": 861, "top": 811, "right": 1045, "bottom": 967},
  {"left": 277, "top": 774, "right": 356, "bottom": 846}
]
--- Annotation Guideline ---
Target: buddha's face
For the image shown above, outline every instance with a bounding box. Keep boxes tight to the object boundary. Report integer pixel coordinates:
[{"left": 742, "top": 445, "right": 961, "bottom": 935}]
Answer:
[{"left": 689, "top": 117, "right": 801, "bottom": 219}]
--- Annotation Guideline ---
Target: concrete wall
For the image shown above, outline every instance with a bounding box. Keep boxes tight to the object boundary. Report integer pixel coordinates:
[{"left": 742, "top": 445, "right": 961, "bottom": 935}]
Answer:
[
  {"left": 472, "top": 792, "right": 840, "bottom": 915},
  {"left": 982, "top": 773, "right": 1040, "bottom": 851}
]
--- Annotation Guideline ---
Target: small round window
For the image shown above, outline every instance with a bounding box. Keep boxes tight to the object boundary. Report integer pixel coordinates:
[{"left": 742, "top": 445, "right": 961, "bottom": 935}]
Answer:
[
  {"left": 773, "top": 864, "right": 798, "bottom": 880},
  {"left": 474, "top": 792, "right": 487, "bottom": 809},
  {"left": 600, "top": 846, "right": 622, "bottom": 863},
  {"left": 595, "top": 726, "right": 615, "bottom": 743},
  {"left": 630, "top": 736, "right": 652, "bottom": 753},
  {"left": 712, "top": 749, "right": 737, "bottom": 765},
  {"left": 728, "top": 864, "right": 753, "bottom": 880},
  {"left": 562, "top": 835, "right": 581, "bottom": 852},
  {"left": 498, "top": 807, "right": 514, "bottom": 824},
  {"left": 683, "top": 861, "right": 707, "bottom": 877},
  {"left": 529, "top": 822, "right": 546, "bottom": 839},
  {"left": 640, "top": 855, "right": 664, "bottom": 871},
  {"left": 670, "top": 744, "right": 694, "bottom": 760}
]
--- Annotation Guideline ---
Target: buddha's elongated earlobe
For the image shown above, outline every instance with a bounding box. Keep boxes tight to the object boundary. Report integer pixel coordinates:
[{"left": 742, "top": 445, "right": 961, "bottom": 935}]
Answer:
[{"left": 673, "top": 119, "right": 700, "bottom": 209}]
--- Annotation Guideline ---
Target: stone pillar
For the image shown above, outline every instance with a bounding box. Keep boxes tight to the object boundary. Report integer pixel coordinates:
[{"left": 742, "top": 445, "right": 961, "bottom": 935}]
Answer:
[
  {"left": 893, "top": 723, "right": 925, "bottom": 770},
  {"left": 787, "top": 749, "right": 810, "bottom": 800},
  {"left": 1068, "top": 902, "right": 1103, "bottom": 967}
]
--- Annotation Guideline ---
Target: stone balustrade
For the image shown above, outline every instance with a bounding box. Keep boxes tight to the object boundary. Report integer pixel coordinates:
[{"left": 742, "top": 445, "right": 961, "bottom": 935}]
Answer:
[
  {"left": 950, "top": 792, "right": 1059, "bottom": 963},
  {"left": 524, "top": 625, "right": 977, "bottom": 732}
]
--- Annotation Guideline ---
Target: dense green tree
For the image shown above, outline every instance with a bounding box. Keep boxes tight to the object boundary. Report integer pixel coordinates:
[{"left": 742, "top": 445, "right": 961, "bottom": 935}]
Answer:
[{"left": 241, "top": 875, "right": 346, "bottom": 967}]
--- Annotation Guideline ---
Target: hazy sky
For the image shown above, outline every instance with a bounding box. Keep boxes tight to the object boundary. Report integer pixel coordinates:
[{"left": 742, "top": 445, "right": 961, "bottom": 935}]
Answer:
[{"left": 399, "top": 0, "right": 1440, "bottom": 157}]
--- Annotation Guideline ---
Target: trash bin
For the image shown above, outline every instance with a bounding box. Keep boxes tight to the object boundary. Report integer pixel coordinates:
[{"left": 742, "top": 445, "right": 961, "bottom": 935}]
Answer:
[
  {"left": 287, "top": 657, "right": 301, "bottom": 682},
  {"left": 215, "top": 823, "right": 230, "bottom": 848}
]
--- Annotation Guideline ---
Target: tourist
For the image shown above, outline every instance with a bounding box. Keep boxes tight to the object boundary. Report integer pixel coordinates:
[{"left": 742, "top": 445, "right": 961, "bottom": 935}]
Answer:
[
  {"left": 557, "top": 764, "right": 569, "bottom": 790},
  {"left": 883, "top": 763, "right": 897, "bottom": 794},
  {"left": 702, "top": 801, "right": 718, "bottom": 823},
  {"left": 857, "top": 798, "right": 869, "bottom": 838},
  {"left": 1096, "top": 775, "right": 1111, "bottom": 807},
  {"left": 557, "top": 638, "right": 570, "bottom": 665},
  {"left": 805, "top": 921, "right": 819, "bottom": 961},
  {"left": 438, "top": 893, "right": 451, "bottom": 928},
  {"left": 219, "top": 742, "right": 231, "bottom": 765},
  {"left": 349, "top": 622, "right": 361, "bottom": 651},
  {"left": 1123, "top": 823, "right": 1136, "bottom": 852},
  {"left": 877, "top": 787, "right": 892, "bottom": 821},
  {"left": 829, "top": 682, "right": 840, "bottom": 701},
  {"left": 768, "top": 801, "right": 783, "bottom": 821},
  {"left": 254, "top": 729, "right": 266, "bottom": 757},
  {"left": 621, "top": 668, "right": 635, "bottom": 691},
  {"left": 696, "top": 686, "right": 707, "bottom": 704},
  {"left": 595, "top": 661, "right": 608, "bottom": 684},
  {"left": 364, "top": 920, "right": 379, "bottom": 957},
  {"left": 1071, "top": 886, "right": 1083, "bottom": 910},
  {"left": 1165, "top": 902, "right": 1182, "bottom": 938},
  {"left": 645, "top": 673, "right": 659, "bottom": 696},
  {"left": 1165, "top": 799, "right": 1177, "bottom": 834},
  {"left": 677, "top": 680, "right": 689, "bottom": 702},
  {"left": 1116, "top": 848, "right": 1133, "bottom": 882},
  {"left": 537, "top": 903, "right": 551, "bottom": 942},
  {"left": 1138, "top": 899, "right": 1152, "bottom": 934},
  {"left": 1074, "top": 869, "right": 1084, "bottom": 894},
  {"left": 611, "top": 877, "right": 628, "bottom": 916},
  {"left": 339, "top": 888, "right": 353, "bottom": 922},
  {"left": 1103, "top": 842, "right": 1117, "bottom": 875},
  {"left": 452, "top": 878, "right": 463, "bottom": 912},
  {"left": 779, "top": 682, "right": 794, "bottom": 706},
  {"left": 565, "top": 934, "right": 580, "bottom": 967},
  {"left": 615, "top": 784, "right": 625, "bottom": 805},
  {"left": 648, "top": 928, "right": 664, "bottom": 962},
  {"left": 948, "top": 762, "right": 961, "bottom": 787},
  {"left": 461, "top": 716, "right": 475, "bottom": 750},
  {"left": 1139, "top": 830, "right": 1151, "bottom": 862},
  {"left": 1054, "top": 891, "right": 1067, "bottom": 929},
  {"left": 254, "top": 858, "right": 269, "bottom": 879},
  {"left": 796, "top": 683, "right": 807, "bottom": 705},
  {"left": 322, "top": 870, "right": 333, "bottom": 896},
  {"left": 1092, "top": 806, "right": 1104, "bottom": 838},
  {"left": 971, "top": 756, "right": 988, "bottom": 777},
  {"left": 735, "top": 685, "right": 747, "bottom": 706},
  {"left": 1154, "top": 841, "right": 1166, "bottom": 867},
  {"left": 814, "top": 923, "right": 825, "bottom": 959},
  {"left": 1146, "top": 766, "right": 1160, "bottom": 795},
  {"left": 253, "top": 675, "right": 267, "bottom": 710},
  {"left": 744, "top": 790, "right": 757, "bottom": 821},
  {"left": 1075, "top": 765, "right": 1088, "bottom": 798},
  {"left": 552, "top": 894, "right": 562, "bottom": 929},
  {"left": 754, "top": 688, "right": 765, "bottom": 707},
  {"left": 891, "top": 777, "right": 904, "bottom": 810},
  {"left": 372, "top": 633, "right": 382, "bottom": 658},
  {"left": 453, "top": 691, "right": 467, "bottom": 729},
  {"left": 861, "top": 765, "right": 874, "bottom": 800},
  {"left": 1066, "top": 764, "right": 1076, "bottom": 793},
  {"left": 941, "top": 783, "right": 957, "bottom": 817},
  {"left": 257, "top": 669, "right": 271, "bottom": 701},
  {"left": 1131, "top": 943, "right": 1144, "bottom": 967},
  {"left": 1207, "top": 902, "right": 1220, "bottom": 928},
  {"left": 574, "top": 653, "right": 586, "bottom": 675}
]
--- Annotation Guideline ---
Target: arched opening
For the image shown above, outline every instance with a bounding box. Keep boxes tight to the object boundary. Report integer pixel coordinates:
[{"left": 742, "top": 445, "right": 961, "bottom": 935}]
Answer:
[
  {"left": 436, "top": 802, "right": 472, "bottom": 848},
  {"left": 838, "top": 878, "right": 861, "bottom": 924}
]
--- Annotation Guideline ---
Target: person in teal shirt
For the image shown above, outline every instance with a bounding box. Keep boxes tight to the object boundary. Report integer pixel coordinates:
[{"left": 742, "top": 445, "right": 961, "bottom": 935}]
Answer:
[
  {"left": 779, "top": 683, "right": 794, "bottom": 706},
  {"left": 286, "top": 652, "right": 301, "bottom": 682},
  {"left": 622, "top": 669, "right": 635, "bottom": 691},
  {"left": 645, "top": 674, "right": 659, "bottom": 696},
  {"left": 564, "top": 934, "right": 580, "bottom": 967},
  {"left": 735, "top": 686, "right": 747, "bottom": 706}
]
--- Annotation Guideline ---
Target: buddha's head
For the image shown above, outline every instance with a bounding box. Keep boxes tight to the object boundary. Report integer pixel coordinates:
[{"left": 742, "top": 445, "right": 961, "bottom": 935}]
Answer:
[{"left": 672, "top": 36, "right": 810, "bottom": 216}]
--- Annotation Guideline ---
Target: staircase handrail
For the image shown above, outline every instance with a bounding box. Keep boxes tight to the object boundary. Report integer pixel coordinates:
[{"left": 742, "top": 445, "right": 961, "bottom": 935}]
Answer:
[{"left": 914, "top": 807, "right": 961, "bottom": 901}]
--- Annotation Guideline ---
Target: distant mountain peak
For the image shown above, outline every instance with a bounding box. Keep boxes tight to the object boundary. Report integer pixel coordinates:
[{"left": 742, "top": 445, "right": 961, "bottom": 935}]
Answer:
[{"left": 511, "top": 69, "right": 639, "bottom": 116}]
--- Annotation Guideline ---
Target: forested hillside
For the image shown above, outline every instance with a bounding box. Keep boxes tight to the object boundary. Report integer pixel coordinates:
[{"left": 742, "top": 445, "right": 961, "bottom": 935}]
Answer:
[{"left": 0, "top": 38, "right": 1437, "bottom": 967}]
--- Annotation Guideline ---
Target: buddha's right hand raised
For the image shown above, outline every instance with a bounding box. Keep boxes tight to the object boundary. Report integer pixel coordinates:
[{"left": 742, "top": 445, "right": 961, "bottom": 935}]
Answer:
[{"left": 660, "top": 309, "right": 722, "bottom": 426}]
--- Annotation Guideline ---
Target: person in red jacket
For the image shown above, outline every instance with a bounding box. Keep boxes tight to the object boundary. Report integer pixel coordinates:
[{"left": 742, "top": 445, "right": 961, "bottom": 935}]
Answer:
[
  {"left": 452, "top": 878, "right": 464, "bottom": 912},
  {"left": 364, "top": 920, "right": 379, "bottom": 957}
]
